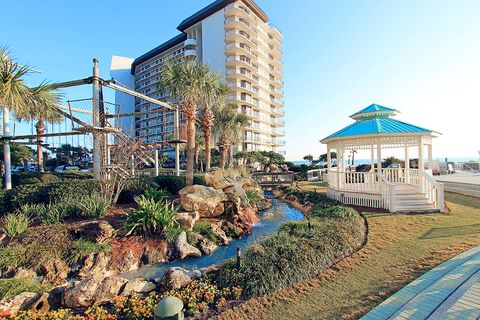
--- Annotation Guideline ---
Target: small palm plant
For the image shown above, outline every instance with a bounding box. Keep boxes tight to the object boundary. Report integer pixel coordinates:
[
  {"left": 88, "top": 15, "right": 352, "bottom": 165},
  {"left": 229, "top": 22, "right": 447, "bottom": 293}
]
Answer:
[{"left": 124, "top": 195, "right": 180, "bottom": 240}]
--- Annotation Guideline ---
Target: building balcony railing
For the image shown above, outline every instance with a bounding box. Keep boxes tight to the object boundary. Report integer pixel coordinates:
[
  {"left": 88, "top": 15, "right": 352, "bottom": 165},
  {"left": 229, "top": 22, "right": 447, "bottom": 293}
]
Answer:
[
  {"left": 225, "top": 3, "right": 258, "bottom": 25},
  {"left": 225, "top": 42, "right": 258, "bottom": 59},
  {"left": 225, "top": 16, "right": 257, "bottom": 35},
  {"left": 225, "top": 30, "right": 258, "bottom": 48}
]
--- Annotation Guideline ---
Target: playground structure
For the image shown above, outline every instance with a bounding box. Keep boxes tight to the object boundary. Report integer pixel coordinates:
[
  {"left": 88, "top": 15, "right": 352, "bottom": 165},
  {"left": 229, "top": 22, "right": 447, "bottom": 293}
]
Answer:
[{"left": 2, "top": 59, "right": 185, "bottom": 189}]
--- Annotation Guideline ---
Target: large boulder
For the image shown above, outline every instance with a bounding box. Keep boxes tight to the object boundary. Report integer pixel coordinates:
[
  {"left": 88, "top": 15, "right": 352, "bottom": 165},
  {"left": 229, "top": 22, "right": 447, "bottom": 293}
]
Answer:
[
  {"left": 223, "top": 182, "right": 249, "bottom": 206},
  {"left": 210, "top": 223, "right": 231, "bottom": 245},
  {"left": 77, "top": 251, "right": 111, "bottom": 280},
  {"left": 0, "top": 292, "right": 39, "bottom": 314},
  {"left": 174, "top": 211, "right": 199, "bottom": 231},
  {"left": 174, "top": 232, "right": 202, "bottom": 260},
  {"left": 69, "top": 220, "right": 116, "bottom": 244},
  {"left": 179, "top": 185, "right": 228, "bottom": 217},
  {"left": 40, "top": 259, "right": 70, "bottom": 286},
  {"left": 191, "top": 232, "right": 218, "bottom": 255},
  {"left": 205, "top": 169, "right": 236, "bottom": 190},
  {"left": 122, "top": 278, "right": 157, "bottom": 296},
  {"left": 63, "top": 275, "right": 128, "bottom": 308},
  {"left": 108, "top": 250, "right": 140, "bottom": 273},
  {"left": 141, "top": 241, "right": 169, "bottom": 265},
  {"left": 159, "top": 268, "right": 193, "bottom": 291}
]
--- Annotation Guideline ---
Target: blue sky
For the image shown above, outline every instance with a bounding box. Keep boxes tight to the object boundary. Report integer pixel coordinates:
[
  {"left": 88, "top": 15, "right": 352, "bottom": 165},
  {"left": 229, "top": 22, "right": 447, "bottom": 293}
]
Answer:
[{"left": 2, "top": 0, "right": 479, "bottom": 161}]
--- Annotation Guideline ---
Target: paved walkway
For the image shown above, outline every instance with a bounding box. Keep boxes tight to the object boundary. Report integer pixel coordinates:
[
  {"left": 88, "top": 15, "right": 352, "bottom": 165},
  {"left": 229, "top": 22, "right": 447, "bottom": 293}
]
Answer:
[
  {"left": 435, "top": 172, "right": 480, "bottom": 197},
  {"left": 361, "top": 245, "right": 480, "bottom": 320}
]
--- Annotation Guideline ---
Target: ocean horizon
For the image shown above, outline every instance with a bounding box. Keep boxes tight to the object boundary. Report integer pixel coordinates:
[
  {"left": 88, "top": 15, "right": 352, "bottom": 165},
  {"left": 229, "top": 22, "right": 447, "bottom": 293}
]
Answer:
[{"left": 290, "top": 157, "right": 479, "bottom": 166}]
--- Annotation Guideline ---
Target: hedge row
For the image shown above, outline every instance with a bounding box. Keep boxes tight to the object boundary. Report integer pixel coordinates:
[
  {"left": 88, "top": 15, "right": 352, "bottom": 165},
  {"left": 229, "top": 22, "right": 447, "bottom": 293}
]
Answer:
[
  {"left": 214, "top": 188, "right": 365, "bottom": 298},
  {"left": 11, "top": 172, "right": 91, "bottom": 187},
  {"left": 0, "top": 180, "right": 100, "bottom": 215}
]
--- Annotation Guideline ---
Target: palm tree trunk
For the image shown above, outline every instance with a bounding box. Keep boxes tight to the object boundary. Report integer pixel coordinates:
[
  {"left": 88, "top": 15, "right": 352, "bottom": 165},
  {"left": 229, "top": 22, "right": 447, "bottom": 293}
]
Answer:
[
  {"left": 219, "top": 136, "right": 228, "bottom": 170},
  {"left": 184, "top": 101, "right": 197, "bottom": 186},
  {"left": 36, "top": 120, "right": 45, "bottom": 172},
  {"left": 229, "top": 146, "right": 234, "bottom": 167},
  {"left": 204, "top": 128, "right": 211, "bottom": 172},
  {"left": 202, "top": 107, "right": 214, "bottom": 172}
]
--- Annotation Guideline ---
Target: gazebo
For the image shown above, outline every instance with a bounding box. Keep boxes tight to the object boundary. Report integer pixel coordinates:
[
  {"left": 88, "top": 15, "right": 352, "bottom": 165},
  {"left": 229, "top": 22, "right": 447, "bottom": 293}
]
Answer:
[{"left": 321, "top": 104, "right": 445, "bottom": 213}]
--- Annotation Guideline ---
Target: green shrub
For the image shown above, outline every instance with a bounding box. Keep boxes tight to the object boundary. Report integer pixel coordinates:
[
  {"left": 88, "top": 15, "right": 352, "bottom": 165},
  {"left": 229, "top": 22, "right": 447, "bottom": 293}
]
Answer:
[
  {"left": 0, "top": 179, "right": 100, "bottom": 215},
  {"left": 193, "top": 220, "right": 221, "bottom": 245},
  {"left": 311, "top": 205, "right": 358, "bottom": 220},
  {"left": 77, "top": 195, "right": 109, "bottom": 218},
  {"left": 1, "top": 212, "right": 31, "bottom": 238},
  {"left": 0, "top": 277, "right": 50, "bottom": 300},
  {"left": 12, "top": 172, "right": 91, "bottom": 187},
  {"left": 35, "top": 203, "right": 66, "bottom": 225},
  {"left": 0, "top": 244, "right": 30, "bottom": 271},
  {"left": 117, "top": 177, "right": 155, "bottom": 204},
  {"left": 123, "top": 196, "right": 180, "bottom": 239},
  {"left": 143, "top": 187, "right": 171, "bottom": 203},
  {"left": 214, "top": 188, "right": 365, "bottom": 298},
  {"left": 68, "top": 240, "right": 111, "bottom": 265},
  {"left": 245, "top": 190, "right": 261, "bottom": 206},
  {"left": 152, "top": 175, "right": 206, "bottom": 195}
]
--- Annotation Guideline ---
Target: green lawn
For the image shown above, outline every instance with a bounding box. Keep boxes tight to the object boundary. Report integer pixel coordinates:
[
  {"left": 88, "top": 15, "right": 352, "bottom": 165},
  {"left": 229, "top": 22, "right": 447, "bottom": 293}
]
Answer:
[{"left": 214, "top": 191, "right": 480, "bottom": 320}]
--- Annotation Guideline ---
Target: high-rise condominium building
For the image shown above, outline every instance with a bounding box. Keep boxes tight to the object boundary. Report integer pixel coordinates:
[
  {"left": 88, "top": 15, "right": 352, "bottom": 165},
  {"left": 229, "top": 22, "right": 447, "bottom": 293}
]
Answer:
[{"left": 110, "top": 0, "right": 285, "bottom": 157}]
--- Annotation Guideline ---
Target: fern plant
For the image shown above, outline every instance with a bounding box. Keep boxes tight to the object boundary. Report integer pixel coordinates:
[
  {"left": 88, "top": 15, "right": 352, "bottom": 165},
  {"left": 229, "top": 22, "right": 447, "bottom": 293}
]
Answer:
[{"left": 77, "top": 195, "right": 109, "bottom": 218}]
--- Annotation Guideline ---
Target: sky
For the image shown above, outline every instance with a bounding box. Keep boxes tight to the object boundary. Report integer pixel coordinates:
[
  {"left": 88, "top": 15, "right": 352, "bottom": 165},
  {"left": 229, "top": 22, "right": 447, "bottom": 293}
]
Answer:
[{"left": 1, "top": 0, "right": 480, "bottom": 161}]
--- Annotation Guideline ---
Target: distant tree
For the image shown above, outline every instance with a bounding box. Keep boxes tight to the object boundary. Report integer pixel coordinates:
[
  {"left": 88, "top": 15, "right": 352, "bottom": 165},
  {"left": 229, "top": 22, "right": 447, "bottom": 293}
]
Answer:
[
  {"left": 303, "top": 154, "right": 314, "bottom": 165},
  {"left": 0, "top": 144, "right": 34, "bottom": 167},
  {"left": 319, "top": 152, "right": 337, "bottom": 163},
  {"left": 382, "top": 156, "right": 405, "bottom": 168}
]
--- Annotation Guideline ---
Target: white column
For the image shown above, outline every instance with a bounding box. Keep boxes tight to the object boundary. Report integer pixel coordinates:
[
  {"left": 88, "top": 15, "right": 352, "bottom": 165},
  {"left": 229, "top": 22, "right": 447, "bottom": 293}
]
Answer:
[
  {"left": 3, "top": 107, "right": 12, "bottom": 189},
  {"left": 418, "top": 136, "right": 425, "bottom": 191},
  {"left": 427, "top": 143, "right": 433, "bottom": 171},
  {"left": 404, "top": 143, "right": 410, "bottom": 183},
  {"left": 336, "top": 147, "right": 341, "bottom": 189},
  {"left": 327, "top": 145, "right": 332, "bottom": 171},
  {"left": 377, "top": 143, "right": 382, "bottom": 173},
  {"left": 155, "top": 149, "right": 159, "bottom": 177},
  {"left": 370, "top": 145, "right": 375, "bottom": 172}
]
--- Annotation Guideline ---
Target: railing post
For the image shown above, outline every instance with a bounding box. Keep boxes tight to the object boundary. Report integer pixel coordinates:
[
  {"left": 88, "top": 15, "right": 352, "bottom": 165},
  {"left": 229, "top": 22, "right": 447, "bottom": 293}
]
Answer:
[
  {"left": 438, "top": 183, "right": 445, "bottom": 212},
  {"left": 389, "top": 184, "right": 396, "bottom": 213}
]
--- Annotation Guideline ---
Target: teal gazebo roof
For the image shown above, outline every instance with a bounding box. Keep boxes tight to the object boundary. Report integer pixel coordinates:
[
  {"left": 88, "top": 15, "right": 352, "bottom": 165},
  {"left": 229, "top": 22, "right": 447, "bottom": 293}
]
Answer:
[{"left": 321, "top": 104, "right": 434, "bottom": 143}]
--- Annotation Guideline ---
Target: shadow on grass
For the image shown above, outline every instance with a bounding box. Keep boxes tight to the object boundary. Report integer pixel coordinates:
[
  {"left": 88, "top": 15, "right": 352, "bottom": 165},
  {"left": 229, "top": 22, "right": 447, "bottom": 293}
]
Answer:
[
  {"left": 420, "top": 224, "right": 480, "bottom": 239},
  {"left": 445, "top": 193, "right": 480, "bottom": 209}
]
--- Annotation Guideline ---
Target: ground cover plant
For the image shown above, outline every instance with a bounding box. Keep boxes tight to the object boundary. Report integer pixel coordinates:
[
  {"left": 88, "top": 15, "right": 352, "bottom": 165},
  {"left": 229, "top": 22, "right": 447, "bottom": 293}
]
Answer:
[
  {"left": 7, "top": 279, "right": 242, "bottom": 320},
  {"left": 214, "top": 186, "right": 365, "bottom": 298},
  {"left": 213, "top": 185, "right": 480, "bottom": 320}
]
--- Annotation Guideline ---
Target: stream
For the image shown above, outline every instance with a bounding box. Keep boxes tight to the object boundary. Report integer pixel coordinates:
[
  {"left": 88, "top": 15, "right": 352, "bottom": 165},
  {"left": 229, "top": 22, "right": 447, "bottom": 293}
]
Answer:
[{"left": 125, "top": 198, "right": 304, "bottom": 280}]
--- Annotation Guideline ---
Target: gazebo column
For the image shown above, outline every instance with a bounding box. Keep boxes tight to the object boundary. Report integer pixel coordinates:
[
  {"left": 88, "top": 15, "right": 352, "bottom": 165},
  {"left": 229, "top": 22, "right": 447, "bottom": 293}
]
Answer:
[
  {"left": 327, "top": 145, "right": 332, "bottom": 188},
  {"left": 418, "top": 136, "right": 425, "bottom": 192},
  {"left": 370, "top": 145, "right": 375, "bottom": 172},
  {"left": 377, "top": 143, "right": 382, "bottom": 173},
  {"left": 338, "top": 146, "right": 344, "bottom": 189},
  {"left": 404, "top": 143, "right": 410, "bottom": 184},
  {"left": 427, "top": 143, "right": 434, "bottom": 172}
]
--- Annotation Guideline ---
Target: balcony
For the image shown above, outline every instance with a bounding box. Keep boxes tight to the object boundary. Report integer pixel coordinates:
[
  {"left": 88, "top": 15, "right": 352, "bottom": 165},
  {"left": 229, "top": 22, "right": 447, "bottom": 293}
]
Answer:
[
  {"left": 225, "top": 29, "right": 257, "bottom": 48},
  {"left": 184, "top": 49, "right": 197, "bottom": 57},
  {"left": 225, "top": 42, "right": 257, "bottom": 60},
  {"left": 225, "top": 16, "right": 257, "bottom": 34},
  {"left": 225, "top": 3, "right": 257, "bottom": 25},
  {"left": 226, "top": 68, "right": 258, "bottom": 83},
  {"left": 184, "top": 38, "right": 197, "bottom": 46},
  {"left": 226, "top": 56, "right": 258, "bottom": 72}
]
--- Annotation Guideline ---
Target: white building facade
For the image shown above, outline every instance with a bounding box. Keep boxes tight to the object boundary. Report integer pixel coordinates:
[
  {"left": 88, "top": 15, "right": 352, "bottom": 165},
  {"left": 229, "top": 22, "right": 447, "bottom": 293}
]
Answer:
[{"left": 111, "top": 0, "right": 285, "bottom": 157}]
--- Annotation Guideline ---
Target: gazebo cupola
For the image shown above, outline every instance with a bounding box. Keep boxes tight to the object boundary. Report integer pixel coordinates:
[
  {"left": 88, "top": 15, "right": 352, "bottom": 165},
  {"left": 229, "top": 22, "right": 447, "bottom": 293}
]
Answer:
[{"left": 320, "top": 104, "right": 445, "bottom": 213}]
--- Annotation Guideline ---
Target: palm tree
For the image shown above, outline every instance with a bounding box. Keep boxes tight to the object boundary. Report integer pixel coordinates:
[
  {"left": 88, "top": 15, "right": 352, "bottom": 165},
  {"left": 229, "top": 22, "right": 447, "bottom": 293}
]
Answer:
[
  {"left": 161, "top": 59, "right": 221, "bottom": 185},
  {"left": 21, "top": 84, "right": 63, "bottom": 172},
  {"left": 214, "top": 103, "right": 248, "bottom": 170},
  {"left": 194, "top": 128, "right": 205, "bottom": 171},
  {"left": 0, "top": 48, "right": 34, "bottom": 189},
  {"left": 200, "top": 82, "right": 228, "bottom": 172}
]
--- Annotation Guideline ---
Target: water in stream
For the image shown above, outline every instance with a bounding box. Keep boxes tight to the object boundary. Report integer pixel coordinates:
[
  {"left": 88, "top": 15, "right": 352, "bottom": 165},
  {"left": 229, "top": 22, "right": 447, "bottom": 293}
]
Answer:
[{"left": 126, "top": 198, "right": 304, "bottom": 280}]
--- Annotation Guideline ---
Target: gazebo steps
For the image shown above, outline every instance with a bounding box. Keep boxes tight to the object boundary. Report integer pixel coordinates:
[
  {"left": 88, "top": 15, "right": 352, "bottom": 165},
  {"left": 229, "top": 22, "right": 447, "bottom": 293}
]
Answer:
[{"left": 394, "top": 186, "right": 436, "bottom": 212}]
